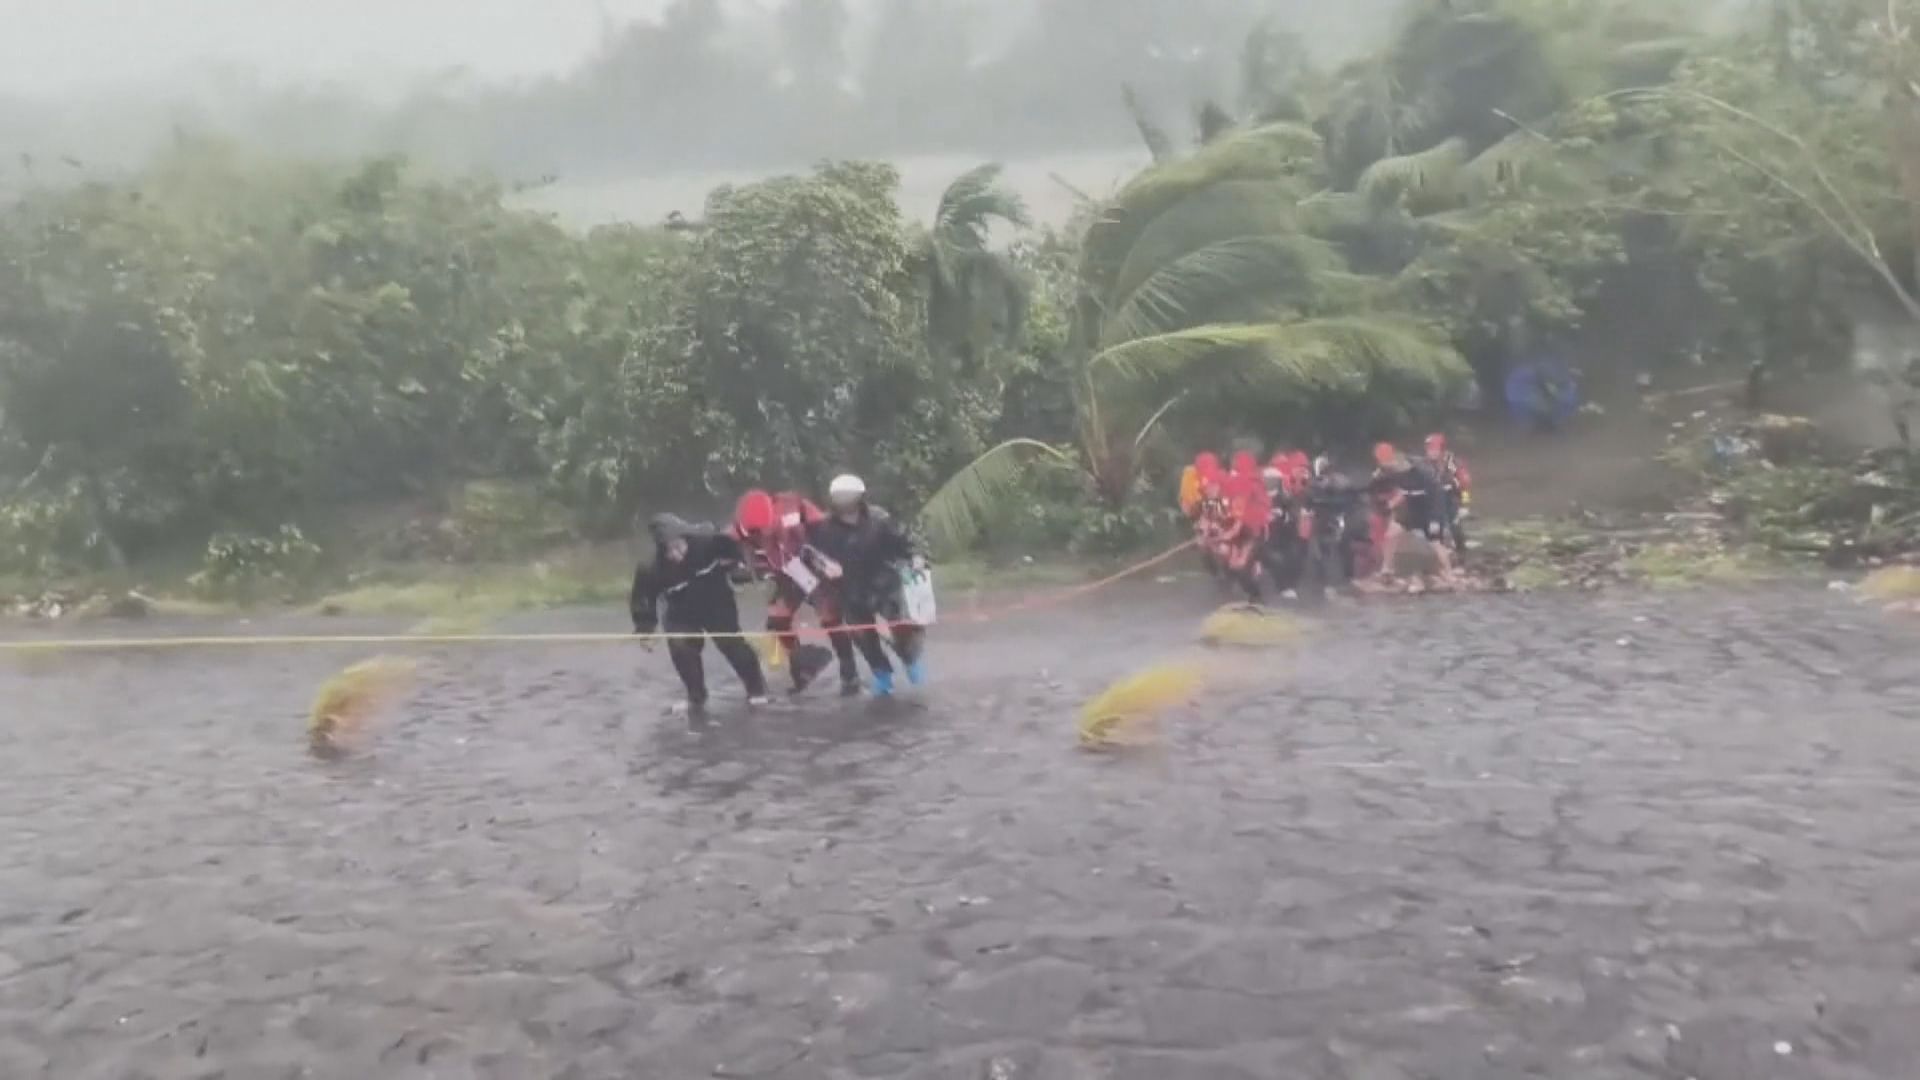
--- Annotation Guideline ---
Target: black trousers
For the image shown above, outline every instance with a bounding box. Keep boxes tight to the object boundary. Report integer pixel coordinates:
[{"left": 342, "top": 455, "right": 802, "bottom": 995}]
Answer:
[
  {"left": 845, "top": 585, "right": 922, "bottom": 675},
  {"left": 664, "top": 592, "right": 767, "bottom": 703}
]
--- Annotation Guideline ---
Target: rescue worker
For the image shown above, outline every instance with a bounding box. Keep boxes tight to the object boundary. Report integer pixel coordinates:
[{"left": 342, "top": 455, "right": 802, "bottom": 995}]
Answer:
[
  {"left": 1423, "top": 433, "right": 1471, "bottom": 553},
  {"left": 1258, "top": 460, "right": 1307, "bottom": 593},
  {"left": 630, "top": 513, "right": 769, "bottom": 717},
  {"left": 1371, "top": 443, "right": 1455, "bottom": 579},
  {"left": 1302, "top": 453, "right": 1370, "bottom": 586},
  {"left": 732, "top": 489, "right": 838, "bottom": 695},
  {"left": 1221, "top": 451, "right": 1270, "bottom": 603},
  {"left": 1192, "top": 453, "right": 1228, "bottom": 581},
  {"left": 810, "top": 474, "right": 927, "bottom": 697}
]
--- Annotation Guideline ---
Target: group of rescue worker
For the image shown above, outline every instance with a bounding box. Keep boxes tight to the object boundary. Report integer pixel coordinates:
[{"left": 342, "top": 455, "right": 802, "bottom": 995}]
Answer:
[
  {"left": 629, "top": 473, "right": 928, "bottom": 717},
  {"left": 1179, "top": 434, "right": 1472, "bottom": 602},
  {"left": 631, "top": 436, "right": 1472, "bottom": 712}
]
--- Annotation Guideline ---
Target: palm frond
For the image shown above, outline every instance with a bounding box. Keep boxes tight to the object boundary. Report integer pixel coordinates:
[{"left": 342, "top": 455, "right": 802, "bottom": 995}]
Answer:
[
  {"left": 934, "top": 163, "right": 1030, "bottom": 252},
  {"left": 1101, "top": 233, "right": 1345, "bottom": 347},
  {"left": 1089, "top": 316, "right": 1469, "bottom": 408},
  {"left": 1123, "top": 84, "right": 1177, "bottom": 165},
  {"left": 1356, "top": 137, "right": 1469, "bottom": 210},
  {"left": 917, "top": 437, "right": 1076, "bottom": 555},
  {"left": 1460, "top": 129, "right": 1555, "bottom": 198},
  {"left": 1080, "top": 123, "right": 1324, "bottom": 302},
  {"left": 1109, "top": 180, "right": 1305, "bottom": 305}
]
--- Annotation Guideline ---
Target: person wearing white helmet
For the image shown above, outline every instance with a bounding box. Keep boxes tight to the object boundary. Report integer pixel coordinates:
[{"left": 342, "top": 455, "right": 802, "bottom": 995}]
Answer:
[{"left": 811, "top": 472, "right": 927, "bottom": 696}]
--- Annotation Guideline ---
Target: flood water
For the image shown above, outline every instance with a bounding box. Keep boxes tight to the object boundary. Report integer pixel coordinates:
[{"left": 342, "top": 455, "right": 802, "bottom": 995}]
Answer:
[{"left": 4, "top": 583, "right": 1920, "bottom": 1078}]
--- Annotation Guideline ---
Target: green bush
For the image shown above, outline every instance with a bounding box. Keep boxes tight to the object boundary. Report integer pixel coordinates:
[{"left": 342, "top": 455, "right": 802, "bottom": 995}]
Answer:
[
  {"left": 189, "top": 525, "right": 324, "bottom": 601},
  {"left": 0, "top": 487, "right": 113, "bottom": 578}
]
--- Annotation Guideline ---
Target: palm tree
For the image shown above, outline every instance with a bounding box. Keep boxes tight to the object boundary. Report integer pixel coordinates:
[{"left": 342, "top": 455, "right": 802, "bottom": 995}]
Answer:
[
  {"left": 919, "top": 122, "right": 1469, "bottom": 552},
  {"left": 919, "top": 163, "right": 1033, "bottom": 367}
]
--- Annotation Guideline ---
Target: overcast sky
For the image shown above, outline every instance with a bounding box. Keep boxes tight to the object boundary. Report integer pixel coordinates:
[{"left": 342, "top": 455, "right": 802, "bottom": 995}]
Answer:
[{"left": 0, "top": 0, "right": 689, "bottom": 96}]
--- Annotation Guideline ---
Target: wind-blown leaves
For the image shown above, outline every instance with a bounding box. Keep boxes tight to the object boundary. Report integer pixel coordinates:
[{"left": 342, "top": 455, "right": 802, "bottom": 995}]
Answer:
[
  {"left": 917, "top": 437, "right": 1074, "bottom": 554},
  {"left": 1357, "top": 137, "right": 1471, "bottom": 210},
  {"left": 932, "top": 163, "right": 1030, "bottom": 256},
  {"left": 1080, "top": 123, "right": 1325, "bottom": 302},
  {"left": 1109, "top": 180, "right": 1307, "bottom": 304},
  {"left": 1101, "top": 234, "right": 1345, "bottom": 347},
  {"left": 923, "top": 163, "right": 1033, "bottom": 362},
  {"left": 1123, "top": 84, "right": 1176, "bottom": 165},
  {"left": 1090, "top": 317, "right": 1470, "bottom": 408}
]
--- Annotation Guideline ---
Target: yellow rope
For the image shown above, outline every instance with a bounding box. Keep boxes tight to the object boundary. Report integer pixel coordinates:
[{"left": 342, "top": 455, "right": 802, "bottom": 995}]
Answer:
[{"left": 0, "top": 540, "right": 1196, "bottom": 653}]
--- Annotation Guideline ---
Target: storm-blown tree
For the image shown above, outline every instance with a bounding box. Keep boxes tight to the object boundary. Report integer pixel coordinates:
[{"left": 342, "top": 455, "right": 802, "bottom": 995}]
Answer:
[
  {"left": 659, "top": 160, "right": 1002, "bottom": 502},
  {"left": 917, "top": 163, "right": 1033, "bottom": 368},
  {"left": 919, "top": 121, "right": 1470, "bottom": 552}
]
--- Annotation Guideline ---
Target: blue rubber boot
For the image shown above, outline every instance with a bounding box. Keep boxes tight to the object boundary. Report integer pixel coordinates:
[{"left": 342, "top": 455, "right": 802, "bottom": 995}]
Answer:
[
  {"left": 871, "top": 670, "right": 896, "bottom": 697},
  {"left": 905, "top": 658, "right": 926, "bottom": 687}
]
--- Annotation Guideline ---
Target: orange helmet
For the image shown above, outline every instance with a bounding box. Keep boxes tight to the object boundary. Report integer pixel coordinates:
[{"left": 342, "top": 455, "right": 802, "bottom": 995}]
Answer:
[
  {"left": 733, "top": 489, "right": 775, "bottom": 536},
  {"left": 1373, "top": 442, "right": 1398, "bottom": 467}
]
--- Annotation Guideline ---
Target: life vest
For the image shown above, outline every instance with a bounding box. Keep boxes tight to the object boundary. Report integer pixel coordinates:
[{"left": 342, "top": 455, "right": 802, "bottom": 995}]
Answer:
[{"left": 1178, "top": 465, "right": 1202, "bottom": 518}]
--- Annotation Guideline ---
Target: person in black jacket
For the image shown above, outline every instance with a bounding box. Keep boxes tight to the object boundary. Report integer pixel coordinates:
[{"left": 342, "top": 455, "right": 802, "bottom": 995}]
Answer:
[
  {"left": 809, "top": 474, "right": 925, "bottom": 697},
  {"left": 630, "top": 513, "right": 769, "bottom": 715}
]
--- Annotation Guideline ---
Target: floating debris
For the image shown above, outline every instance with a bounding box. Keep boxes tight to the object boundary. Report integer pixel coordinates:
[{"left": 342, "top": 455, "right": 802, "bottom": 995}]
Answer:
[
  {"left": 1078, "top": 662, "right": 1205, "bottom": 749},
  {"left": 309, "top": 656, "right": 417, "bottom": 757},
  {"left": 1199, "top": 607, "right": 1303, "bottom": 647}
]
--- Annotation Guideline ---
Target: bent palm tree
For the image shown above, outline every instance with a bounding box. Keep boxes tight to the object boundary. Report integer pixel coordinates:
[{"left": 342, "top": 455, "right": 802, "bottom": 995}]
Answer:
[
  {"left": 920, "top": 122, "right": 1469, "bottom": 553},
  {"left": 920, "top": 163, "right": 1032, "bottom": 366}
]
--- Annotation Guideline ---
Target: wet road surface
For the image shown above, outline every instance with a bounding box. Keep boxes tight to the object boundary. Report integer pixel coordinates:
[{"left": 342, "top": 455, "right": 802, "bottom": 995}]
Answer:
[{"left": 4, "top": 585, "right": 1920, "bottom": 1078}]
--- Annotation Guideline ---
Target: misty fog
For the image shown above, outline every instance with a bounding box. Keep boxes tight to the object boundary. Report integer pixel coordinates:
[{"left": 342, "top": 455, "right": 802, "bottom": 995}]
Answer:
[{"left": 0, "top": 0, "right": 1404, "bottom": 223}]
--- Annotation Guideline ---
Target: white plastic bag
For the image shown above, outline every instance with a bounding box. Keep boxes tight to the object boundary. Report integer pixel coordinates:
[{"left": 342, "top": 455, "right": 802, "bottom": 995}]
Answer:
[
  {"left": 781, "top": 555, "right": 819, "bottom": 595},
  {"left": 899, "top": 566, "right": 936, "bottom": 626}
]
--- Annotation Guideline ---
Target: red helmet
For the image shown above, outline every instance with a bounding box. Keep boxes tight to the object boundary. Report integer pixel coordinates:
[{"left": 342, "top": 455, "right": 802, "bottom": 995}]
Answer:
[
  {"left": 1195, "top": 451, "right": 1222, "bottom": 478},
  {"left": 1424, "top": 433, "right": 1447, "bottom": 456},
  {"left": 1373, "top": 442, "right": 1398, "bottom": 467},
  {"left": 734, "top": 489, "right": 775, "bottom": 535},
  {"left": 1230, "top": 450, "right": 1257, "bottom": 476}
]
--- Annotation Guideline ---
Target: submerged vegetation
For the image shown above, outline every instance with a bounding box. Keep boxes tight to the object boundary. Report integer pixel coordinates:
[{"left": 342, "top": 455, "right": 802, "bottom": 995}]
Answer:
[{"left": 5, "top": 0, "right": 1920, "bottom": 606}]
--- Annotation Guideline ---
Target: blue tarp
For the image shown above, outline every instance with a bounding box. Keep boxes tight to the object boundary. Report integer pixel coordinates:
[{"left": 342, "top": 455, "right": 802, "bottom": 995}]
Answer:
[{"left": 1504, "top": 358, "right": 1580, "bottom": 427}]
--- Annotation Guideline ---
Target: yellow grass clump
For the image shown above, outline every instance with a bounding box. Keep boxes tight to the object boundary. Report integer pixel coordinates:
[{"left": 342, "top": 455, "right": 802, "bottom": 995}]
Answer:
[
  {"left": 309, "top": 656, "right": 417, "bottom": 756},
  {"left": 1199, "top": 606, "right": 1303, "bottom": 647},
  {"left": 1859, "top": 566, "right": 1920, "bottom": 603},
  {"left": 757, "top": 633, "right": 786, "bottom": 671},
  {"left": 1078, "top": 661, "right": 1206, "bottom": 749}
]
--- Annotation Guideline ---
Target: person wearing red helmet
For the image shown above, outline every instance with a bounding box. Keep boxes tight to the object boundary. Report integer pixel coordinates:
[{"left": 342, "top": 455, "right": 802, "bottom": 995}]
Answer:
[
  {"left": 732, "top": 489, "right": 841, "bottom": 695},
  {"left": 1212, "top": 451, "right": 1270, "bottom": 602}
]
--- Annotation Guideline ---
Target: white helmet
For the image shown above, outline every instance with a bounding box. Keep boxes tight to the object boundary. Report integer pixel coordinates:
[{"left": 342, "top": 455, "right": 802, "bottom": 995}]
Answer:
[{"left": 828, "top": 473, "right": 866, "bottom": 507}]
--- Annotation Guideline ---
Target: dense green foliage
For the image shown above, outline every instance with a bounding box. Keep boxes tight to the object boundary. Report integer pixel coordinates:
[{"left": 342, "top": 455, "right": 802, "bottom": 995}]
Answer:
[{"left": 6, "top": 0, "right": 1920, "bottom": 585}]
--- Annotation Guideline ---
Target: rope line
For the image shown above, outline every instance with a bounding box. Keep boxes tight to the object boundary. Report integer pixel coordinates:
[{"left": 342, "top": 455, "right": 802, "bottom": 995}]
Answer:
[{"left": 0, "top": 540, "right": 1196, "bottom": 652}]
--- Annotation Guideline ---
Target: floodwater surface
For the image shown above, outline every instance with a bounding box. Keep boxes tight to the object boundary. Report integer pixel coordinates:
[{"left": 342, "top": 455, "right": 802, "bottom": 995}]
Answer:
[{"left": 3, "top": 584, "right": 1919, "bottom": 1078}]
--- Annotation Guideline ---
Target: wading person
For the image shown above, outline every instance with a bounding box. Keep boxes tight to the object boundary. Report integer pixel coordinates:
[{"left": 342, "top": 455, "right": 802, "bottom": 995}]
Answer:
[
  {"left": 811, "top": 474, "right": 926, "bottom": 697},
  {"left": 630, "top": 512, "right": 769, "bottom": 717},
  {"left": 732, "top": 488, "right": 839, "bottom": 695},
  {"left": 1371, "top": 444, "right": 1456, "bottom": 581},
  {"left": 1423, "top": 432, "right": 1471, "bottom": 553}
]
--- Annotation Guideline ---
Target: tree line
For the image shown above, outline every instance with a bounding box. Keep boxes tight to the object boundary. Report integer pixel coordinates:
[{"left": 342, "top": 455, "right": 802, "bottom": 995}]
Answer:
[{"left": 2, "top": 0, "right": 1914, "bottom": 582}]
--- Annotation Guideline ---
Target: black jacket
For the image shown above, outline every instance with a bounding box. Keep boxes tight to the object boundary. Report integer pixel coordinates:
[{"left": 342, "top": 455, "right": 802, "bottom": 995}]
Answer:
[
  {"left": 810, "top": 505, "right": 917, "bottom": 607},
  {"left": 630, "top": 520, "right": 748, "bottom": 632}
]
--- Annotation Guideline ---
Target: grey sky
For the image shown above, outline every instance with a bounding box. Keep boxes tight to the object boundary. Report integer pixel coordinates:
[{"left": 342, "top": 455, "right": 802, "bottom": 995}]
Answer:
[{"left": 0, "top": 0, "right": 682, "bottom": 95}]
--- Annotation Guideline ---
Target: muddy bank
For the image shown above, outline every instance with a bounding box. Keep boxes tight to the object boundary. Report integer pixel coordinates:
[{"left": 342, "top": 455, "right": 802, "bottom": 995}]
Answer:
[{"left": 3, "top": 584, "right": 1919, "bottom": 1078}]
